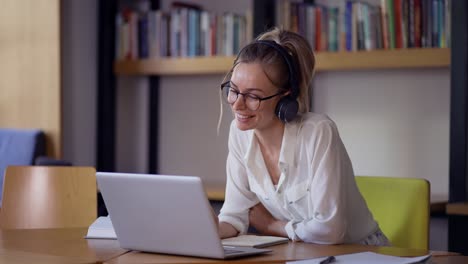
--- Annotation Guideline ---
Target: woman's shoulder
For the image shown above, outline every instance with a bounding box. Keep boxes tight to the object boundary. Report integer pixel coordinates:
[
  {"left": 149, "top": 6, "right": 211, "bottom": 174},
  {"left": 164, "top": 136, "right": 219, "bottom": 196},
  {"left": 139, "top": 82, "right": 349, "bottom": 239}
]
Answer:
[{"left": 295, "top": 112, "right": 337, "bottom": 130}]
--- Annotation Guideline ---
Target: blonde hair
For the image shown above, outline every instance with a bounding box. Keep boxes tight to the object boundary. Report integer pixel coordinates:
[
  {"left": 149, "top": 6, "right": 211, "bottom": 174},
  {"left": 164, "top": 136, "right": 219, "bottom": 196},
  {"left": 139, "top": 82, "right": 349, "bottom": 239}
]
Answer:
[{"left": 217, "top": 28, "right": 315, "bottom": 132}]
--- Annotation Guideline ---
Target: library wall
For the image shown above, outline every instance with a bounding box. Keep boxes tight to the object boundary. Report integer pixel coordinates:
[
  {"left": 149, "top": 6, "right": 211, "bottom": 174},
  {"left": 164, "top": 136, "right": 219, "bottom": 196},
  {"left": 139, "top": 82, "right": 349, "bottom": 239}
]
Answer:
[
  {"left": 158, "top": 75, "right": 231, "bottom": 187},
  {"left": 116, "top": 77, "right": 150, "bottom": 173},
  {"left": 313, "top": 69, "right": 450, "bottom": 199}
]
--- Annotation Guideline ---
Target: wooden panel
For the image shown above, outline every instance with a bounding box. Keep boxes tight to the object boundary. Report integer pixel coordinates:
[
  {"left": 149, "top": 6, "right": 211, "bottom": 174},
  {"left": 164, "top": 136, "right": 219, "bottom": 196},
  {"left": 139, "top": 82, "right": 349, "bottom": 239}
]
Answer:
[
  {"left": 114, "top": 48, "right": 450, "bottom": 76},
  {"left": 115, "top": 56, "right": 235, "bottom": 75},
  {"left": 205, "top": 184, "right": 225, "bottom": 201},
  {"left": 316, "top": 48, "right": 450, "bottom": 71},
  {"left": 0, "top": 166, "right": 97, "bottom": 229},
  {"left": 0, "top": 0, "right": 61, "bottom": 158},
  {"left": 447, "top": 203, "right": 468, "bottom": 216}
]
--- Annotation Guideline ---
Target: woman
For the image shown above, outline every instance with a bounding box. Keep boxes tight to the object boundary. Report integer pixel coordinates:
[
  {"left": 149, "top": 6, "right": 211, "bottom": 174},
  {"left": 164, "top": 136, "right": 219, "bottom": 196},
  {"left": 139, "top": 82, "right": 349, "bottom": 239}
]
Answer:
[{"left": 217, "top": 28, "right": 390, "bottom": 246}]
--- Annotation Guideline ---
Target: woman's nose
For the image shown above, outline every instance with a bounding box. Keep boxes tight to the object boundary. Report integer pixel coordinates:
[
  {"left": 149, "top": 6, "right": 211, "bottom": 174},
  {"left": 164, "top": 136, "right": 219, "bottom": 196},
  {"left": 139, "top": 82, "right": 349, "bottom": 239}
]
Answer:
[{"left": 232, "top": 94, "right": 246, "bottom": 110}]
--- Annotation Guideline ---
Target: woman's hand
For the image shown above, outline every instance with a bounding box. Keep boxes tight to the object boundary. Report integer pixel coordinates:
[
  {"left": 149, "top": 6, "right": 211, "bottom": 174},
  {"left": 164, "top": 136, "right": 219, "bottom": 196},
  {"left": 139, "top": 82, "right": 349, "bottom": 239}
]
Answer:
[
  {"left": 249, "top": 203, "right": 288, "bottom": 237},
  {"left": 213, "top": 206, "right": 239, "bottom": 239}
]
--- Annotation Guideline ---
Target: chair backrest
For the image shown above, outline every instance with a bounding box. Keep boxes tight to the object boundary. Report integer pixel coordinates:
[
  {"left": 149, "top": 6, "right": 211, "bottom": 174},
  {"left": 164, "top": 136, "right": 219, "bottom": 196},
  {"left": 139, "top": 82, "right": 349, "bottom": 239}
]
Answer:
[
  {"left": 355, "top": 176, "right": 430, "bottom": 250},
  {"left": 0, "top": 129, "right": 46, "bottom": 204},
  {"left": 0, "top": 166, "right": 97, "bottom": 229}
]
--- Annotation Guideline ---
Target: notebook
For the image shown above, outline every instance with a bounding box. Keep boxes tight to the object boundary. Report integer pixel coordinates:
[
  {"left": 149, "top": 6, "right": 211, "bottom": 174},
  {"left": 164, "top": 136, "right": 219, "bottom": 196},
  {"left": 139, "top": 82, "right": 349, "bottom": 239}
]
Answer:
[
  {"left": 222, "top": 235, "right": 289, "bottom": 248},
  {"left": 96, "top": 172, "right": 272, "bottom": 259}
]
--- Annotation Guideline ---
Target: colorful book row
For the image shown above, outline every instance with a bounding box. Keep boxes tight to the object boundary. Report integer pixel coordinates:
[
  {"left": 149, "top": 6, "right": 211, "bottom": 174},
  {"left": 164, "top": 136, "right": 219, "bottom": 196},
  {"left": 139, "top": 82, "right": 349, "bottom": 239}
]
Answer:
[
  {"left": 276, "top": 0, "right": 450, "bottom": 52},
  {"left": 115, "top": 2, "right": 252, "bottom": 60}
]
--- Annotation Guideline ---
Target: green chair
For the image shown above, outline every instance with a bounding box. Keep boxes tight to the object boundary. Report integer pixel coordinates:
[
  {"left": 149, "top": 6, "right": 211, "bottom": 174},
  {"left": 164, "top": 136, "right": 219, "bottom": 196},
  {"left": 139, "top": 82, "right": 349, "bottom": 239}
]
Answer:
[{"left": 355, "top": 176, "right": 430, "bottom": 250}]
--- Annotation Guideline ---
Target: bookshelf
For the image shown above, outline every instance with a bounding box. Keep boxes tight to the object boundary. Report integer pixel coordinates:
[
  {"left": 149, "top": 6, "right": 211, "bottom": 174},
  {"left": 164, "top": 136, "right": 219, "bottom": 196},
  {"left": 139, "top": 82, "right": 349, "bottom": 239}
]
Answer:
[{"left": 114, "top": 48, "right": 450, "bottom": 75}]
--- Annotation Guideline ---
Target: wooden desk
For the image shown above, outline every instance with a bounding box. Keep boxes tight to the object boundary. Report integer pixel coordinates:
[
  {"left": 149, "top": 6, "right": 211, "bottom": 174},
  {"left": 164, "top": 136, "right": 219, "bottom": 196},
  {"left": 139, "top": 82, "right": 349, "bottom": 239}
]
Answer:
[
  {"left": 104, "top": 241, "right": 460, "bottom": 264},
  {"left": 0, "top": 228, "right": 465, "bottom": 264},
  {"left": 0, "top": 228, "right": 127, "bottom": 263}
]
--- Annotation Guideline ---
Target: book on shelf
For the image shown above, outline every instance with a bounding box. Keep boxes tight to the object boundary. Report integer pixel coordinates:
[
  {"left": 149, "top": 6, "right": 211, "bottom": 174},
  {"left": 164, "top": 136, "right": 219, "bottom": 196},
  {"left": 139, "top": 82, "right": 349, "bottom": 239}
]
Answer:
[
  {"left": 275, "top": 0, "right": 451, "bottom": 53},
  {"left": 115, "top": 0, "right": 252, "bottom": 60},
  {"left": 115, "top": 0, "right": 451, "bottom": 61},
  {"left": 221, "top": 235, "right": 289, "bottom": 248},
  {"left": 85, "top": 216, "right": 117, "bottom": 240}
]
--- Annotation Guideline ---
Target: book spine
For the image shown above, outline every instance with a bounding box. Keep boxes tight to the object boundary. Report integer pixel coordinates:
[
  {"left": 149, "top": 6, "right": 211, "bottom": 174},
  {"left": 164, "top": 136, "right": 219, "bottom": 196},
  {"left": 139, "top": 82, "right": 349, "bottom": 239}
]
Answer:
[
  {"left": 321, "top": 6, "right": 328, "bottom": 51},
  {"left": 414, "top": 0, "right": 422, "bottom": 47},
  {"left": 432, "top": 0, "right": 438, "bottom": 47},
  {"left": 345, "top": 1, "right": 353, "bottom": 51},
  {"left": 130, "top": 11, "right": 139, "bottom": 59},
  {"left": 329, "top": 7, "right": 339, "bottom": 52},
  {"left": 445, "top": 0, "right": 450, "bottom": 47},
  {"left": 315, "top": 7, "right": 322, "bottom": 52},
  {"left": 394, "top": 0, "right": 403, "bottom": 48},
  {"left": 138, "top": 12, "right": 149, "bottom": 58},
  {"left": 306, "top": 5, "right": 316, "bottom": 51},
  {"left": 438, "top": 0, "right": 445, "bottom": 47},
  {"left": 115, "top": 13, "right": 123, "bottom": 60},
  {"left": 421, "top": 0, "right": 427, "bottom": 47},
  {"left": 374, "top": 5, "right": 383, "bottom": 49},
  {"left": 408, "top": 0, "right": 415, "bottom": 47},
  {"left": 357, "top": 3, "right": 365, "bottom": 50},
  {"left": 386, "top": 0, "right": 396, "bottom": 49},
  {"left": 380, "top": 0, "right": 390, "bottom": 49}
]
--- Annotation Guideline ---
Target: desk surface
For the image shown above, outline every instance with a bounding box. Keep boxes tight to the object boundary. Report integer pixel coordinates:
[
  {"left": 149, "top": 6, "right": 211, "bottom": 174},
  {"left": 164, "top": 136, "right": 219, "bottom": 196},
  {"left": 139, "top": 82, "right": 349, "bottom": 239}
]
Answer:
[
  {"left": 105, "top": 243, "right": 431, "bottom": 264},
  {"left": 0, "top": 228, "right": 127, "bottom": 263},
  {"left": 0, "top": 228, "right": 465, "bottom": 264}
]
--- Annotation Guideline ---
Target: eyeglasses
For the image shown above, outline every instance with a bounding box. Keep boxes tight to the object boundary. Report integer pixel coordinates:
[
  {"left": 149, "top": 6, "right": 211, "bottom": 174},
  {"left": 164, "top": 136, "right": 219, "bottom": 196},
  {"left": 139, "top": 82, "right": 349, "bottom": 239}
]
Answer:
[{"left": 220, "top": 81, "right": 284, "bottom": 111}]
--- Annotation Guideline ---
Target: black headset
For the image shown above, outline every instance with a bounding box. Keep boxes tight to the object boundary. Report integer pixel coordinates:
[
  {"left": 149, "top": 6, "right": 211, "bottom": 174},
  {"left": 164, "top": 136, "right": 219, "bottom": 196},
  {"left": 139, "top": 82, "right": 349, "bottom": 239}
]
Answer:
[{"left": 236, "top": 40, "right": 300, "bottom": 123}]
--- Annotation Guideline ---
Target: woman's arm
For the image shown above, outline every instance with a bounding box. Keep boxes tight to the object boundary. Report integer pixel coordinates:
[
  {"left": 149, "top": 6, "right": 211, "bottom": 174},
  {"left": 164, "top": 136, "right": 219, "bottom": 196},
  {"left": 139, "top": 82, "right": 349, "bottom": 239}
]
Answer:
[
  {"left": 218, "top": 122, "right": 260, "bottom": 236},
  {"left": 218, "top": 222, "right": 239, "bottom": 238},
  {"left": 249, "top": 203, "right": 288, "bottom": 237}
]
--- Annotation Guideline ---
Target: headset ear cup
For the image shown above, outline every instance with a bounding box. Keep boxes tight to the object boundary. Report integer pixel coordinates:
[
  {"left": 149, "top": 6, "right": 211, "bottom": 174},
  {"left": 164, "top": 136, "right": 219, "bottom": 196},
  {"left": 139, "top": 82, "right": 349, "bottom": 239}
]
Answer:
[{"left": 275, "top": 96, "right": 299, "bottom": 123}]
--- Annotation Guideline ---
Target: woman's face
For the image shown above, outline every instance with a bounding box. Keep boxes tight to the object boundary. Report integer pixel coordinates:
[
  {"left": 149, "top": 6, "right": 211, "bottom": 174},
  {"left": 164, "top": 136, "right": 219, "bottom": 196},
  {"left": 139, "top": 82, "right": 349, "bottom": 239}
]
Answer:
[{"left": 229, "top": 63, "right": 283, "bottom": 132}]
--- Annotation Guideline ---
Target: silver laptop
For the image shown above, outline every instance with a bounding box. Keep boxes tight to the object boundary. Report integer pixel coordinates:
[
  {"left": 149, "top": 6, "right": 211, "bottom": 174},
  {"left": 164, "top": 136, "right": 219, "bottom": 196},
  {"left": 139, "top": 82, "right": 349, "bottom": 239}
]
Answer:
[{"left": 96, "top": 172, "right": 272, "bottom": 259}]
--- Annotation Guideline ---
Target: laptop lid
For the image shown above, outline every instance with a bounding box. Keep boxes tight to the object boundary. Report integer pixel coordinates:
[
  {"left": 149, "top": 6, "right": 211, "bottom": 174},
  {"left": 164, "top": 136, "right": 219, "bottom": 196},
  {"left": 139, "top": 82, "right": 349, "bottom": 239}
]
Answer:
[{"left": 96, "top": 172, "right": 271, "bottom": 259}]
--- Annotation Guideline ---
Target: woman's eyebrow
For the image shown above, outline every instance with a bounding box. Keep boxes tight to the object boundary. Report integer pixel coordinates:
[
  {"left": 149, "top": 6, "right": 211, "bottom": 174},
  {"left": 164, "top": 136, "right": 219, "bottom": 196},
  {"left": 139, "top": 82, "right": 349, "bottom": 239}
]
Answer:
[
  {"left": 229, "top": 81, "right": 263, "bottom": 93},
  {"left": 244, "top": 88, "right": 263, "bottom": 92},
  {"left": 229, "top": 81, "right": 238, "bottom": 88}
]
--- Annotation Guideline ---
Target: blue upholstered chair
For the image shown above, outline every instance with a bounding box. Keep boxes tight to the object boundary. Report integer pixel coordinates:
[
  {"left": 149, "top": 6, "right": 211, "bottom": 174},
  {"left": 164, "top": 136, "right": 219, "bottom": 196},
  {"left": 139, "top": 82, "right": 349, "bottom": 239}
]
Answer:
[{"left": 0, "top": 128, "right": 46, "bottom": 204}]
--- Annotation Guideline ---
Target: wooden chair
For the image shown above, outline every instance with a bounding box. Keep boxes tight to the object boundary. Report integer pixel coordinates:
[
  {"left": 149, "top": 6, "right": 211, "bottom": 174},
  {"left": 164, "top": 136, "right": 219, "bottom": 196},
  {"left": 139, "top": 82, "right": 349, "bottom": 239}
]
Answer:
[
  {"left": 356, "top": 176, "right": 430, "bottom": 250},
  {"left": 0, "top": 166, "right": 97, "bottom": 229}
]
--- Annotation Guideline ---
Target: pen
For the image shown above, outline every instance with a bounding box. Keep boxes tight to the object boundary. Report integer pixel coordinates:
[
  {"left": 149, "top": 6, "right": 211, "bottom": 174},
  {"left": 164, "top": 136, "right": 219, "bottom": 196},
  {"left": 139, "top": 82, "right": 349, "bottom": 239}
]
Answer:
[{"left": 319, "top": 256, "right": 336, "bottom": 264}]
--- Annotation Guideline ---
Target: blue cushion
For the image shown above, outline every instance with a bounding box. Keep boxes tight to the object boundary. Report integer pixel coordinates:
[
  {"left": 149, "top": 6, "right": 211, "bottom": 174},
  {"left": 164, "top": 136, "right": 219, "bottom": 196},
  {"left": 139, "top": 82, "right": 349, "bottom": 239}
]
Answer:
[{"left": 0, "top": 129, "right": 45, "bottom": 203}]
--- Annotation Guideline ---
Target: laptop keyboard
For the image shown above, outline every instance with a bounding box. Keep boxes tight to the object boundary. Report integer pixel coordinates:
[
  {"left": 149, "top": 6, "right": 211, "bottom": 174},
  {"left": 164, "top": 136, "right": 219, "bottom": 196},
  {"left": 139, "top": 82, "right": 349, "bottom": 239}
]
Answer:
[{"left": 223, "top": 248, "right": 243, "bottom": 254}]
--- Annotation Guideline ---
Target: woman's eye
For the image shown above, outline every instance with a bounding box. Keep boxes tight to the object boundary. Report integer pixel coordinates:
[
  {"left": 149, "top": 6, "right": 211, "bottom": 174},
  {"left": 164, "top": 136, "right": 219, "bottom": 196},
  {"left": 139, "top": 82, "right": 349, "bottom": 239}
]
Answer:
[{"left": 246, "top": 94, "right": 260, "bottom": 100}]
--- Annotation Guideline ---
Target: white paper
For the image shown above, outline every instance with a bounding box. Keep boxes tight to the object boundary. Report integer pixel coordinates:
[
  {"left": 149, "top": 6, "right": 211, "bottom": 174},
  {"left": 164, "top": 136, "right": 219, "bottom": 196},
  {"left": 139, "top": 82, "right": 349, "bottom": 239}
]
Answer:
[
  {"left": 287, "top": 251, "right": 431, "bottom": 264},
  {"left": 85, "top": 216, "right": 117, "bottom": 239}
]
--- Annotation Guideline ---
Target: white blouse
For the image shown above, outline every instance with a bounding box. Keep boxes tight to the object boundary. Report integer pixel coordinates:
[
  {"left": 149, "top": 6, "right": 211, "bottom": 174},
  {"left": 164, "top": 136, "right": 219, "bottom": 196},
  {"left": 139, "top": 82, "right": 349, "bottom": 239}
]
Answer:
[{"left": 218, "top": 112, "right": 379, "bottom": 244}]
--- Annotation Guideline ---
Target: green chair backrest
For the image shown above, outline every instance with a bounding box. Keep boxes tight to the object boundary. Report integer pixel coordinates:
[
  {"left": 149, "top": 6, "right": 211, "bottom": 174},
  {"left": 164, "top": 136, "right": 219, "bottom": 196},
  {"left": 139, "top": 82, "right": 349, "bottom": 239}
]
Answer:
[{"left": 355, "top": 176, "right": 430, "bottom": 250}]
